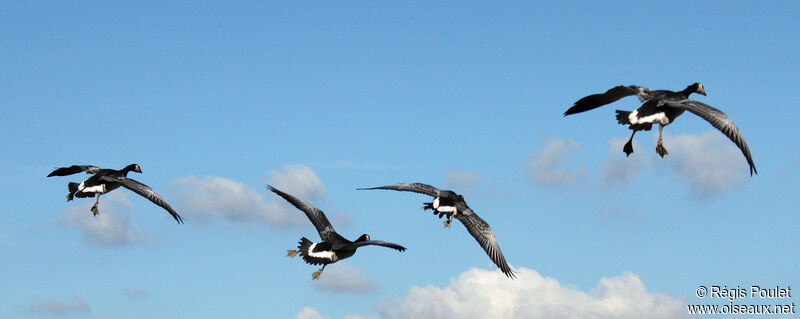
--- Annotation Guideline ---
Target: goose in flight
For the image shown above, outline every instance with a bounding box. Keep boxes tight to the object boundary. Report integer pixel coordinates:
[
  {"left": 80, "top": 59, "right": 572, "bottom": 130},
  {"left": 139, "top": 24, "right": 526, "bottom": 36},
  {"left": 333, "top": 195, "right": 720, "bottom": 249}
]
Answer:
[
  {"left": 47, "top": 164, "right": 183, "bottom": 223},
  {"left": 267, "top": 185, "right": 406, "bottom": 280},
  {"left": 564, "top": 83, "right": 756, "bottom": 175},
  {"left": 359, "top": 183, "right": 516, "bottom": 279}
]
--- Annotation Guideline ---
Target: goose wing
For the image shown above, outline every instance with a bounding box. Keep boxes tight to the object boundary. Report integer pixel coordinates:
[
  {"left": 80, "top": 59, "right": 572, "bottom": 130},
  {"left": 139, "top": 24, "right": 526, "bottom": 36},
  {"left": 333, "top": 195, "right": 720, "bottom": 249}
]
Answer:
[
  {"left": 663, "top": 99, "right": 757, "bottom": 175},
  {"left": 47, "top": 165, "right": 101, "bottom": 177},
  {"left": 108, "top": 175, "right": 183, "bottom": 223},
  {"left": 455, "top": 209, "right": 515, "bottom": 278},
  {"left": 267, "top": 185, "right": 336, "bottom": 241},
  {"left": 358, "top": 183, "right": 440, "bottom": 197},
  {"left": 345, "top": 240, "right": 406, "bottom": 252},
  {"left": 565, "top": 85, "right": 653, "bottom": 116}
]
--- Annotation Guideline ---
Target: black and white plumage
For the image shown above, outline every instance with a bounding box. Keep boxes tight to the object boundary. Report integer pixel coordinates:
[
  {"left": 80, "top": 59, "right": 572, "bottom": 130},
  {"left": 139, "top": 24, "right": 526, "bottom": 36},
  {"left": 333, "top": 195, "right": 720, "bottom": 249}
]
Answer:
[
  {"left": 267, "top": 185, "right": 406, "bottom": 280},
  {"left": 564, "top": 83, "right": 757, "bottom": 175},
  {"left": 47, "top": 164, "right": 183, "bottom": 223},
  {"left": 358, "top": 183, "right": 516, "bottom": 279}
]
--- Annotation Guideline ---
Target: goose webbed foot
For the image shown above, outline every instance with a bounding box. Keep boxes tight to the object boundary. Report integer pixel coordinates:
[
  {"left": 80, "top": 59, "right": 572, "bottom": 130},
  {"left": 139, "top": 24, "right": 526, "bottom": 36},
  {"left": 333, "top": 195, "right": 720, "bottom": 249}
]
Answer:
[
  {"left": 91, "top": 194, "right": 100, "bottom": 216},
  {"left": 443, "top": 217, "right": 453, "bottom": 228},
  {"left": 623, "top": 139, "right": 634, "bottom": 157},
  {"left": 312, "top": 265, "right": 326, "bottom": 280},
  {"left": 287, "top": 249, "right": 299, "bottom": 258},
  {"left": 656, "top": 141, "right": 669, "bottom": 158}
]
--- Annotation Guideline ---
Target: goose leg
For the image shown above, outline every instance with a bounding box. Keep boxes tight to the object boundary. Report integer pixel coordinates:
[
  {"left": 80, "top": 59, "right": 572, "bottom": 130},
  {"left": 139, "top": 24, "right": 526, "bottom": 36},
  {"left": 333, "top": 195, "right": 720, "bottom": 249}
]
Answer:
[
  {"left": 443, "top": 215, "right": 453, "bottom": 228},
  {"left": 655, "top": 124, "right": 669, "bottom": 157},
  {"left": 312, "top": 264, "right": 326, "bottom": 280},
  {"left": 287, "top": 249, "right": 299, "bottom": 258},
  {"left": 90, "top": 194, "right": 100, "bottom": 216},
  {"left": 623, "top": 130, "right": 636, "bottom": 157}
]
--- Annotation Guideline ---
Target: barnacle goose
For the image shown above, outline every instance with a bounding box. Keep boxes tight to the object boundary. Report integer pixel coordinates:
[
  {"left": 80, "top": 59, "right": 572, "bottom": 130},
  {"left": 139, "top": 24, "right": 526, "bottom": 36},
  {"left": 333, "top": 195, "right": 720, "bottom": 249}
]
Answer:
[
  {"left": 564, "top": 83, "right": 756, "bottom": 175},
  {"left": 47, "top": 164, "right": 183, "bottom": 223},
  {"left": 267, "top": 185, "right": 405, "bottom": 280}
]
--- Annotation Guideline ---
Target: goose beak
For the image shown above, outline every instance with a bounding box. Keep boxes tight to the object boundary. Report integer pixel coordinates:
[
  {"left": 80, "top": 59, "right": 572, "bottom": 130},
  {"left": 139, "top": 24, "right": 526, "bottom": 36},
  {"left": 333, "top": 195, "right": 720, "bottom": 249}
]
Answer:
[{"left": 697, "top": 84, "right": 707, "bottom": 96}]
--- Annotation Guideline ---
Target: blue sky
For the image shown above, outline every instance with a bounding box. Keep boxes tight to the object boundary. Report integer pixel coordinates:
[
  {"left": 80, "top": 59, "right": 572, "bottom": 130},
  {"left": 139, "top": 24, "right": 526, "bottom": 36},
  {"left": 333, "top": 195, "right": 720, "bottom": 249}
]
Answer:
[{"left": 2, "top": 1, "right": 799, "bottom": 318}]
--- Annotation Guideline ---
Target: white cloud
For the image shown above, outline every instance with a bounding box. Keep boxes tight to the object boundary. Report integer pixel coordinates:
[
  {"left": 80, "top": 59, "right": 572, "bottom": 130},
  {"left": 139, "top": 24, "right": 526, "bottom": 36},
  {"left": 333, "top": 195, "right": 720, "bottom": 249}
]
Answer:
[
  {"left": 313, "top": 263, "right": 377, "bottom": 293},
  {"left": 269, "top": 165, "right": 327, "bottom": 202},
  {"left": 27, "top": 297, "right": 91, "bottom": 315},
  {"left": 171, "top": 175, "right": 299, "bottom": 226},
  {"left": 601, "top": 131, "right": 750, "bottom": 196},
  {"left": 171, "top": 165, "right": 327, "bottom": 228},
  {"left": 294, "top": 307, "right": 329, "bottom": 319},
  {"left": 603, "top": 137, "right": 651, "bottom": 186},
  {"left": 526, "top": 138, "right": 586, "bottom": 187},
  {"left": 443, "top": 171, "right": 482, "bottom": 194},
  {"left": 57, "top": 192, "right": 145, "bottom": 246},
  {"left": 376, "top": 267, "right": 686, "bottom": 319},
  {"left": 661, "top": 131, "right": 748, "bottom": 197}
]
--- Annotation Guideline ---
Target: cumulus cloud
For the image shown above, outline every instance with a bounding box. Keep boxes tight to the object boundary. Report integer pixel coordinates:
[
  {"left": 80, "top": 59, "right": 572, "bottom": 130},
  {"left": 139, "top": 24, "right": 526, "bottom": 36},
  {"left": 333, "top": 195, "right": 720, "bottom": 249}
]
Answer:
[
  {"left": 526, "top": 138, "right": 586, "bottom": 187},
  {"left": 57, "top": 192, "right": 145, "bottom": 246},
  {"left": 377, "top": 267, "right": 685, "bottom": 319},
  {"left": 443, "top": 171, "right": 482, "bottom": 194},
  {"left": 603, "top": 137, "right": 651, "bottom": 186},
  {"left": 27, "top": 297, "right": 91, "bottom": 315},
  {"left": 171, "top": 165, "right": 327, "bottom": 227},
  {"left": 661, "top": 131, "right": 748, "bottom": 197},
  {"left": 313, "top": 263, "right": 377, "bottom": 293},
  {"left": 294, "top": 307, "right": 329, "bottom": 319},
  {"left": 269, "top": 165, "right": 327, "bottom": 202}
]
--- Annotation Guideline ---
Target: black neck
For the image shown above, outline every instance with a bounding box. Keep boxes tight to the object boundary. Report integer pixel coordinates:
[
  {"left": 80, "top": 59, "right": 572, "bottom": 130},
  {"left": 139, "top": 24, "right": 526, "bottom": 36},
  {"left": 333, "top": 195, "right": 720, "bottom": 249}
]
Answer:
[
  {"left": 120, "top": 164, "right": 137, "bottom": 175},
  {"left": 680, "top": 85, "right": 696, "bottom": 97}
]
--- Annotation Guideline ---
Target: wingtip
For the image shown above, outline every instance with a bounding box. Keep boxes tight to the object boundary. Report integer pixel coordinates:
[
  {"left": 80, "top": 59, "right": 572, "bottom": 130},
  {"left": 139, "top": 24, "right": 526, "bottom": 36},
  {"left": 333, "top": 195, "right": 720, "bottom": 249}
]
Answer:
[{"left": 502, "top": 267, "right": 517, "bottom": 279}]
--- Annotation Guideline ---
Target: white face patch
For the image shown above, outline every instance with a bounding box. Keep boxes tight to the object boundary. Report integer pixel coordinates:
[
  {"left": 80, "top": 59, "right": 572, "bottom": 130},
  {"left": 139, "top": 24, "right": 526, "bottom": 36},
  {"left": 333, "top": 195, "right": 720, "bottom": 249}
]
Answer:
[
  {"left": 629, "top": 110, "right": 669, "bottom": 125},
  {"left": 432, "top": 197, "right": 440, "bottom": 209},
  {"left": 307, "top": 242, "right": 335, "bottom": 260}
]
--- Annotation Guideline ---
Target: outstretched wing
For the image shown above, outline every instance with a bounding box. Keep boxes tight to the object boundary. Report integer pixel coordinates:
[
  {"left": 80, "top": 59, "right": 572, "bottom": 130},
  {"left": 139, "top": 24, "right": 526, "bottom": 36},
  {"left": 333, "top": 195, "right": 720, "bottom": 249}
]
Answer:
[
  {"left": 664, "top": 99, "right": 757, "bottom": 175},
  {"left": 267, "top": 185, "right": 336, "bottom": 241},
  {"left": 346, "top": 240, "right": 407, "bottom": 252},
  {"left": 110, "top": 176, "right": 184, "bottom": 223},
  {"left": 357, "top": 183, "right": 440, "bottom": 197},
  {"left": 456, "top": 209, "right": 516, "bottom": 279},
  {"left": 47, "top": 165, "right": 101, "bottom": 177},
  {"left": 564, "top": 85, "right": 652, "bottom": 116}
]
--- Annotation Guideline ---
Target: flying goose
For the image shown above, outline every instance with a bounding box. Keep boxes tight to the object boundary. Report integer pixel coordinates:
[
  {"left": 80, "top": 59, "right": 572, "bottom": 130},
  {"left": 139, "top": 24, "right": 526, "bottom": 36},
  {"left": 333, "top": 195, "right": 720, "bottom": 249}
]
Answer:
[
  {"left": 564, "top": 83, "right": 756, "bottom": 175},
  {"left": 47, "top": 164, "right": 183, "bottom": 223},
  {"left": 267, "top": 185, "right": 406, "bottom": 280},
  {"left": 359, "top": 183, "right": 516, "bottom": 278}
]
